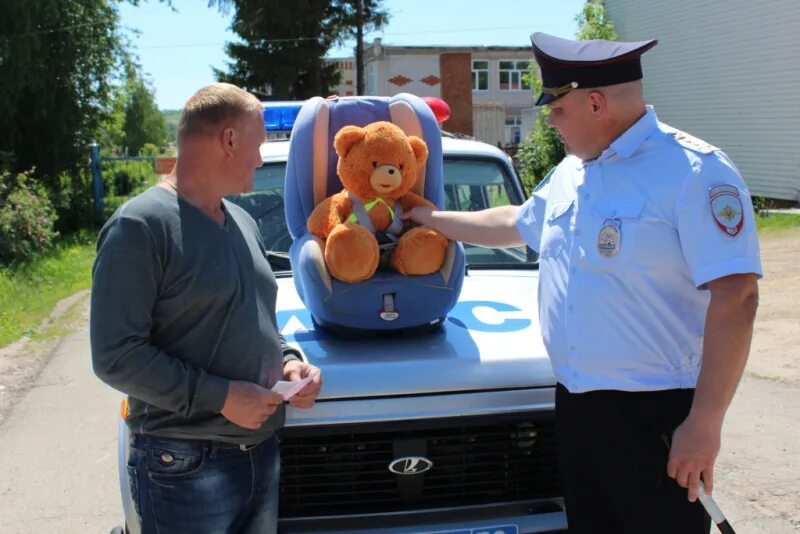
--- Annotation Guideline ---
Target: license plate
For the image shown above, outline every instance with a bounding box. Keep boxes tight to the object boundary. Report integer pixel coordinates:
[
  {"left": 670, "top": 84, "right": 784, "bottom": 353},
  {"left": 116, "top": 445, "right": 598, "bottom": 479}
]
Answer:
[{"left": 426, "top": 526, "right": 518, "bottom": 534}]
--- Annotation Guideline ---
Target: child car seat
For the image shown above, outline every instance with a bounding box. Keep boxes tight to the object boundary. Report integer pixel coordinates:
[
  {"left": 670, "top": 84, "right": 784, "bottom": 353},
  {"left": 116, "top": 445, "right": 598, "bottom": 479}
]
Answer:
[{"left": 284, "top": 93, "right": 465, "bottom": 333}]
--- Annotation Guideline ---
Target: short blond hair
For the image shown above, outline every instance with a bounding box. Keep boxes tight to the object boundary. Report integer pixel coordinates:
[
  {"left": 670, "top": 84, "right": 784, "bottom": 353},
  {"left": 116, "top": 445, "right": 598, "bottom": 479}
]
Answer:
[{"left": 178, "top": 83, "right": 262, "bottom": 145}]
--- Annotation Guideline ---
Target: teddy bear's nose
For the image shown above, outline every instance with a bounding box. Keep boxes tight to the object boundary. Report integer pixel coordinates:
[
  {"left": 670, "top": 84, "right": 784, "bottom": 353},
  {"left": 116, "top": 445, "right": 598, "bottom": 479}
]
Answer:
[{"left": 388, "top": 169, "right": 395, "bottom": 175}]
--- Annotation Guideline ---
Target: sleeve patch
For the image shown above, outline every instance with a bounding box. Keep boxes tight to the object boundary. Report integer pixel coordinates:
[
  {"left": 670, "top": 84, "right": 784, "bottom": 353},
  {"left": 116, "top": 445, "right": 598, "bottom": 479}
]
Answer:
[{"left": 709, "top": 184, "right": 744, "bottom": 237}]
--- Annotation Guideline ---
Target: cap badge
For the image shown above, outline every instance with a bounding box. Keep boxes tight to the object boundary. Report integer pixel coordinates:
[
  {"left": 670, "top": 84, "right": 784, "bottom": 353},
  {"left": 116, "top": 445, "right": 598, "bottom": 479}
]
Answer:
[{"left": 541, "top": 81, "right": 579, "bottom": 97}]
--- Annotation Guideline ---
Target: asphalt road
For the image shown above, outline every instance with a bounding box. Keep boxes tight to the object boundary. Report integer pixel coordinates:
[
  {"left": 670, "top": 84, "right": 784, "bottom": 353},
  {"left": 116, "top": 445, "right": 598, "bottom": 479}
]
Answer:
[{"left": 0, "top": 329, "right": 121, "bottom": 533}]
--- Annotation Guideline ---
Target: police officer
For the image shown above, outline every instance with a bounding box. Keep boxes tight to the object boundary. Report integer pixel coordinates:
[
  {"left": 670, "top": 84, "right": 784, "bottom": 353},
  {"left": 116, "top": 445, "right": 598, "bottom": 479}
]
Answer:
[{"left": 403, "top": 32, "right": 762, "bottom": 533}]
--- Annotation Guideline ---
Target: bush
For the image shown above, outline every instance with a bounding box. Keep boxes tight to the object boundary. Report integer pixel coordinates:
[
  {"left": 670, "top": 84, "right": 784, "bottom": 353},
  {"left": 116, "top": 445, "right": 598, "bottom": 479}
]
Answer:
[
  {"left": 140, "top": 143, "right": 160, "bottom": 157},
  {"left": 49, "top": 170, "right": 96, "bottom": 235},
  {"left": 0, "top": 170, "right": 59, "bottom": 264},
  {"left": 102, "top": 159, "right": 156, "bottom": 197},
  {"left": 98, "top": 159, "right": 157, "bottom": 221},
  {"left": 752, "top": 195, "right": 767, "bottom": 215},
  {"left": 113, "top": 169, "right": 133, "bottom": 196}
]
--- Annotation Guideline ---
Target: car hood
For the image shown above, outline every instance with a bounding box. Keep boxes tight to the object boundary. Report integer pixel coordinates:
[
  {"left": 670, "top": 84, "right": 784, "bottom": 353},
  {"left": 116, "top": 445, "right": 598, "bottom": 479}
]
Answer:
[{"left": 275, "top": 270, "right": 554, "bottom": 399}]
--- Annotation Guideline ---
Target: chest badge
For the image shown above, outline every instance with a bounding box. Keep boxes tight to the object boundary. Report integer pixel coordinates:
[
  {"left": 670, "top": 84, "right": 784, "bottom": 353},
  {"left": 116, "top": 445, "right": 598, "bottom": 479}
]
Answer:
[
  {"left": 597, "top": 219, "right": 622, "bottom": 258},
  {"left": 709, "top": 184, "right": 744, "bottom": 237}
]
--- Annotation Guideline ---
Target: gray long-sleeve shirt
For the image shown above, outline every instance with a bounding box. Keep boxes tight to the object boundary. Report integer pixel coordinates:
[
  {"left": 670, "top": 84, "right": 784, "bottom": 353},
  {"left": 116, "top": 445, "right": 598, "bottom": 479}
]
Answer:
[{"left": 90, "top": 186, "right": 298, "bottom": 445}]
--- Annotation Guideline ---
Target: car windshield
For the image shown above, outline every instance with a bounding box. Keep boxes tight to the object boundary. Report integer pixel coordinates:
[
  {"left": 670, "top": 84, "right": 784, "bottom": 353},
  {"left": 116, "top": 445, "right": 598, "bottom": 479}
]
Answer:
[{"left": 228, "top": 156, "right": 537, "bottom": 272}]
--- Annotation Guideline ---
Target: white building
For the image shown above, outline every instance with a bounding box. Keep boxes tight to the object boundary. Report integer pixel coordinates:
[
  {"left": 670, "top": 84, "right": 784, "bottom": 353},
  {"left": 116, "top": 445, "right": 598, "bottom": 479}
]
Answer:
[
  {"left": 328, "top": 58, "right": 357, "bottom": 97},
  {"left": 331, "top": 39, "right": 538, "bottom": 147},
  {"left": 605, "top": 0, "right": 800, "bottom": 203}
]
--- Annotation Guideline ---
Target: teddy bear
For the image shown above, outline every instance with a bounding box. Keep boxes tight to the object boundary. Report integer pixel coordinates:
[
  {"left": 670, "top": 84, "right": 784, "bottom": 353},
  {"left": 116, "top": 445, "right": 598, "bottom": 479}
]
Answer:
[{"left": 306, "top": 121, "right": 449, "bottom": 283}]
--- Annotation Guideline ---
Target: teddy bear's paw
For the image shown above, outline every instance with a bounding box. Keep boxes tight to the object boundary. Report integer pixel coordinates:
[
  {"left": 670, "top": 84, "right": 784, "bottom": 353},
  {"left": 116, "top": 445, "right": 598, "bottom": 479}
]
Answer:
[
  {"left": 391, "top": 227, "right": 449, "bottom": 276},
  {"left": 325, "top": 222, "right": 380, "bottom": 283}
]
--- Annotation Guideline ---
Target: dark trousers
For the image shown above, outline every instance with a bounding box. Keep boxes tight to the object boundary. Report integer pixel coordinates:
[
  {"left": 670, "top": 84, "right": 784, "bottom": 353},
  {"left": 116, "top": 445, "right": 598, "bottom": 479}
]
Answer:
[
  {"left": 126, "top": 434, "right": 280, "bottom": 534},
  {"left": 555, "top": 384, "right": 711, "bottom": 534}
]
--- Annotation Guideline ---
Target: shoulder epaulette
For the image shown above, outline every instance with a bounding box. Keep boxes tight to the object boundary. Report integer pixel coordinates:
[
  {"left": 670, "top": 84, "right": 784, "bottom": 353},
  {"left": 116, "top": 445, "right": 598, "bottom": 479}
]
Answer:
[{"left": 667, "top": 128, "right": 718, "bottom": 155}]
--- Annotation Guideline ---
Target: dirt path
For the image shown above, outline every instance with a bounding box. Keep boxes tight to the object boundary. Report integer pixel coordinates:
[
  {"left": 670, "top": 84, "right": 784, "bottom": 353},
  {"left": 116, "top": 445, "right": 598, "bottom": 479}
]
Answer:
[
  {"left": 0, "top": 289, "right": 90, "bottom": 426},
  {"left": 713, "top": 229, "right": 800, "bottom": 533},
  {"left": 746, "top": 230, "right": 800, "bottom": 385}
]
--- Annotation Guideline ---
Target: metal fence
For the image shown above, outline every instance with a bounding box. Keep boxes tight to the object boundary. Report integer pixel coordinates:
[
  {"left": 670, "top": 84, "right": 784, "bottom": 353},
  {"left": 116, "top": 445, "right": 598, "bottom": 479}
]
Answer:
[{"left": 90, "top": 144, "right": 174, "bottom": 216}]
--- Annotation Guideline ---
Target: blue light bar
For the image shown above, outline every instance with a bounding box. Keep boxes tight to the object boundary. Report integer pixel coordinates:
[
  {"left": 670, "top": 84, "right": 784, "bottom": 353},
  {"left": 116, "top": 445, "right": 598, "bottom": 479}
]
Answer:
[{"left": 262, "top": 101, "right": 302, "bottom": 132}]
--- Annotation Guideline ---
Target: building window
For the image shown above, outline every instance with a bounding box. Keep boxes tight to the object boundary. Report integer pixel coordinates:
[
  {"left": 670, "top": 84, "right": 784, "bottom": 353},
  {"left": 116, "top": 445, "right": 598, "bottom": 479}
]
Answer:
[
  {"left": 472, "top": 60, "right": 489, "bottom": 91},
  {"left": 505, "top": 115, "right": 522, "bottom": 145},
  {"left": 499, "top": 60, "right": 530, "bottom": 91}
]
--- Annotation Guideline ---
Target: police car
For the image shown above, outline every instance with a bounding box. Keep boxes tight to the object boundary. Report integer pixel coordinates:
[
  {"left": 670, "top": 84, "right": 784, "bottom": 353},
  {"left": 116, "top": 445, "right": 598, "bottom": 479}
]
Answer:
[{"left": 116, "top": 100, "right": 567, "bottom": 534}]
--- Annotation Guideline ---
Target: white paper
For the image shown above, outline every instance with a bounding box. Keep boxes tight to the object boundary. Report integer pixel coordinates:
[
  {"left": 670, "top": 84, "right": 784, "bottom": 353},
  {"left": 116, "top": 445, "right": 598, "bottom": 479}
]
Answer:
[{"left": 271, "top": 376, "right": 313, "bottom": 400}]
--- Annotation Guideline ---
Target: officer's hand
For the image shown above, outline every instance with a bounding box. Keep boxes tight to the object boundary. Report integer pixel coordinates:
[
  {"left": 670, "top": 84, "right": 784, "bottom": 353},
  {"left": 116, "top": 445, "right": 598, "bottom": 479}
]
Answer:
[
  {"left": 221, "top": 380, "right": 284, "bottom": 430},
  {"left": 667, "top": 415, "right": 722, "bottom": 502},
  {"left": 400, "top": 207, "right": 434, "bottom": 227},
  {"left": 283, "top": 360, "right": 322, "bottom": 409}
]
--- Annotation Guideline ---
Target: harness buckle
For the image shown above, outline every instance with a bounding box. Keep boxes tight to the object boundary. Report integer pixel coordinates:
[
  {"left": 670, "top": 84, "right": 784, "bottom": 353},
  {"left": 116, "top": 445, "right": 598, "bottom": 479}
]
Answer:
[
  {"left": 380, "top": 293, "right": 400, "bottom": 321},
  {"left": 375, "top": 231, "right": 398, "bottom": 250}
]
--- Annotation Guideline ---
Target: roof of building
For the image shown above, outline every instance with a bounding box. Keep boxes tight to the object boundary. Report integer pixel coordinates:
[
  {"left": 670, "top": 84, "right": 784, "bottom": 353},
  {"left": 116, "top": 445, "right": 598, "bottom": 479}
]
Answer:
[{"left": 363, "top": 38, "right": 530, "bottom": 56}]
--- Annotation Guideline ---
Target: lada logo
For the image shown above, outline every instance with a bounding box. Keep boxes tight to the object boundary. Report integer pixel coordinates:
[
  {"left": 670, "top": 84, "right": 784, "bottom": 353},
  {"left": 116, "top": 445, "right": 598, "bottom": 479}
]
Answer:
[{"left": 388, "top": 456, "right": 433, "bottom": 475}]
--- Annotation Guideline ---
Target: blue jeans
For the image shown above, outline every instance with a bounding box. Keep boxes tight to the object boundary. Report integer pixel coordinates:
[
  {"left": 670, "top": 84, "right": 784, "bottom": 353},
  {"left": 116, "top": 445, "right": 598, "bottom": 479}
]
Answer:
[{"left": 127, "top": 434, "right": 280, "bottom": 534}]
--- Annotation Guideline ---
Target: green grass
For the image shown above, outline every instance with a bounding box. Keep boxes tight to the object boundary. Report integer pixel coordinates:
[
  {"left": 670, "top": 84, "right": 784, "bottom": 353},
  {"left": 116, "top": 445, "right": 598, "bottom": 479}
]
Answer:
[
  {"left": 756, "top": 213, "right": 800, "bottom": 232},
  {"left": 0, "top": 232, "right": 96, "bottom": 348}
]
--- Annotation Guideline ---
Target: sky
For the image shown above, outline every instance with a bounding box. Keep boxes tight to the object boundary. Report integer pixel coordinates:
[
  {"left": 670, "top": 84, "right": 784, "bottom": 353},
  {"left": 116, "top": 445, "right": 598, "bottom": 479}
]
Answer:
[{"left": 118, "top": 0, "right": 586, "bottom": 110}]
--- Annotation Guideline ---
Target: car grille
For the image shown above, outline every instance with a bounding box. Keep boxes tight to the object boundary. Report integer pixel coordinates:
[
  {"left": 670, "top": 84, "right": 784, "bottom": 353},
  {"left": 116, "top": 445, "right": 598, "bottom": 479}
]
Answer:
[{"left": 278, "top": 413, "right": 560, "bottom": 518}]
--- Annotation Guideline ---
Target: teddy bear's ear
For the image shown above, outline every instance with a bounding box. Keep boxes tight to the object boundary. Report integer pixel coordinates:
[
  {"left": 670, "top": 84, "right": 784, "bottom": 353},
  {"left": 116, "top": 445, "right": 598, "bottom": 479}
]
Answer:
[
  {"left": 408, "top": 136, "right": 429, "bottom": 167},
  {"left": 334, "top": 126, "right": 366, "bottom": 159}
]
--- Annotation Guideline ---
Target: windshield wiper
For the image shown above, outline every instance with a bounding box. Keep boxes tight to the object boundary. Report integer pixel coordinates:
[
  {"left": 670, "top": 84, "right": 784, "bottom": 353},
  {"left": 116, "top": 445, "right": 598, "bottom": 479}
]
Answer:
[{"left": 467, "top": 262, "right": 538, "bottom": 272}]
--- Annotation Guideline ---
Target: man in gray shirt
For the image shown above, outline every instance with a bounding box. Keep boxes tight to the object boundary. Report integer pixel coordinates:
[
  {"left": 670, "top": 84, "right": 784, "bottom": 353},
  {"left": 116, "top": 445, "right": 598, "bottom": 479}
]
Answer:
[{"left": 90, "top": 83, "right": 321, "bottom": 534}]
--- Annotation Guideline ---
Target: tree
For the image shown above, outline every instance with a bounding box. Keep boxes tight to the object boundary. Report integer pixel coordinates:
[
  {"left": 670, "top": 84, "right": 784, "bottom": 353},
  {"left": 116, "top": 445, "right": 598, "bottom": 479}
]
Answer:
[
  {"left": 161, "top": 110, "right": 181, "bottom": 146},
  {"left": 98, "top": 61, "right": 165, "bottom": 154},
  {"left": 335, "top": 0, "right": 389, "bottom": 95},
  {"left": 575, "top": 0, "right": 617, "bottom": 41},
  {"left": 0, "top": 0, "right": 131, "bottom": 234},
  {"left": 210, "top": 0, "right": 388, "bottom": 99},
  {"left": 0, "top": 0, "right": 124, "bottom": 179},
  {"left": 516, "top": 66, "right": 565, "bottom": 193},
  {"left": 355, "top": 0, "right": 366, "bottom": 95},
  {"left": 122, "top": 66, "right": 167, "bottom": 155},
  {"left": 516, "top": 0, "right": 618, "bottom": 192},
  {"left": 99, "top": 82, "right": 129, "bottom": 153}
]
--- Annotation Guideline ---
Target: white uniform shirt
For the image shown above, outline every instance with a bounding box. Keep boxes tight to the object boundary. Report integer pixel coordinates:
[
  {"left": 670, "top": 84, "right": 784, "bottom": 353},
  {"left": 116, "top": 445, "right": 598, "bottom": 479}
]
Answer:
[{"left": 516, "top": 107, "right": 762, "bottom": 393}]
